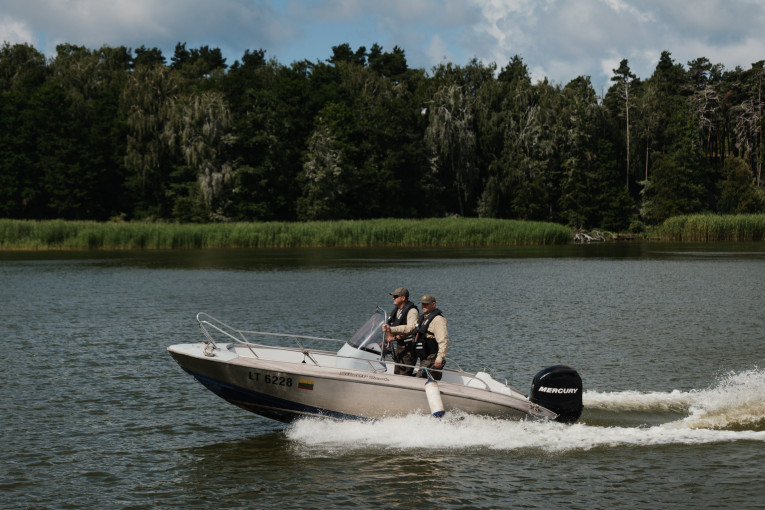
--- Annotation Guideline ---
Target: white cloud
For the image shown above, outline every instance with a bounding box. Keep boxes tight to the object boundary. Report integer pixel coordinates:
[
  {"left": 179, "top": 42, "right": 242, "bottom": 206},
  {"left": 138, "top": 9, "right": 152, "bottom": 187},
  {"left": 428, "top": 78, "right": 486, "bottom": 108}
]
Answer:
[
  {"left": 0, "top": 0, "right": 762, "bottom": 89},
  {"left": 600, "top": 0, "right": 654, "bottom": 23},
  {"left": 0, "top": 15, "right": 35, "bottom": 45},
  {"left": 459, "top": 0, "right": 765, "bottom": 90},
  {"left": 0, "top": 0, "right": 287, "bottom": 61},
  {"left": 426, "top": 32, "right": 450, "bottom": 66}
]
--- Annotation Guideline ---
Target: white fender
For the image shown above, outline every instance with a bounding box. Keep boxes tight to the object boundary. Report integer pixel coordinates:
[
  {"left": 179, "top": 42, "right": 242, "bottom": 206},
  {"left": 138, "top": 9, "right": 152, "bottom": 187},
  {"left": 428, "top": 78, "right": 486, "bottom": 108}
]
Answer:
[{"left": 425, "top": 377, "right": 445, "bottom": 418}]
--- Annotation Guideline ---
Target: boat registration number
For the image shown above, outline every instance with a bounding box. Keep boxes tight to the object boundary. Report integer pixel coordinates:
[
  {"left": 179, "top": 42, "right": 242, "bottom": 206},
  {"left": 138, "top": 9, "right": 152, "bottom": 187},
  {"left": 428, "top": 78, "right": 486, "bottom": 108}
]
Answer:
[{"left": 249, "top": 371, "right": 293, "bottom": 387}]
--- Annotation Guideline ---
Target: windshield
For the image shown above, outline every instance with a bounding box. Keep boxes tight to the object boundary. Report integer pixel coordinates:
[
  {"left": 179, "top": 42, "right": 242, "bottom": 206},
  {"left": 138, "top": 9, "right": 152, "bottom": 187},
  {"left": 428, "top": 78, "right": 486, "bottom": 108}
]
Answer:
[{"left": 346, "top": 309, "right": 386, "bottom": 353}]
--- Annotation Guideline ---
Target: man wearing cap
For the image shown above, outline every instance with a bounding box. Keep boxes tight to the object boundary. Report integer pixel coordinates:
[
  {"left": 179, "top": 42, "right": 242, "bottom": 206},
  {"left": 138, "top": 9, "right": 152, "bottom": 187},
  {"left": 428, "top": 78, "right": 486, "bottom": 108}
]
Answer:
[
  {"left": 413, "top": 294, "right": 449, "bottom": 380},
  {"left": 381, "top": 287, "right": 419, "bottom": 375}
]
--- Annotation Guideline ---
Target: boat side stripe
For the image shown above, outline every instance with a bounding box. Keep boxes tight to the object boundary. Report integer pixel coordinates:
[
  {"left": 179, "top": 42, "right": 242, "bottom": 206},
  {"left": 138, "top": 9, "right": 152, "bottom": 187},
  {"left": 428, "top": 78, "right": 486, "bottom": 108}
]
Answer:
[{"left": 182, "top": 368, "right": 364, "bottom": 421}]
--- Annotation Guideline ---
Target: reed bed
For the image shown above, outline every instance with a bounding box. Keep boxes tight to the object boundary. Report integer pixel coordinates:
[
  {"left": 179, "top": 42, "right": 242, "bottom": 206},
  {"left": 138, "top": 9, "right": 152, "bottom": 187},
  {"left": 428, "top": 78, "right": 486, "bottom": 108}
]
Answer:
[
  {"left": 651, "top": 214, "right": 765, "bottom": 241},
  {"left": 0, "top": 218, "right": 572, "bottom": 250}
]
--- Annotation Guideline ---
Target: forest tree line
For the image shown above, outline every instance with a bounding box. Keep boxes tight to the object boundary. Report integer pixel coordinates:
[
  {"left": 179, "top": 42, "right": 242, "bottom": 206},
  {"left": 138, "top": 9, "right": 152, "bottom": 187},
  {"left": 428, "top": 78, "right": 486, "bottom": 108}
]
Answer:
[{"left": 1, "top": 41, "right": 764, "bottom": 230}]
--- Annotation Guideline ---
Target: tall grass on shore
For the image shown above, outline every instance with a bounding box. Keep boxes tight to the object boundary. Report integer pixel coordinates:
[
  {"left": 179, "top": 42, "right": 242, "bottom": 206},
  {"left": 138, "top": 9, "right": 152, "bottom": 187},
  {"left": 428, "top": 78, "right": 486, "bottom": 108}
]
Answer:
[
  {"left": 651, "top": 214, "right": 765, "bottom": 241},
  {"left": 0, "top": 218, "right": 572, "bottom": 250}
]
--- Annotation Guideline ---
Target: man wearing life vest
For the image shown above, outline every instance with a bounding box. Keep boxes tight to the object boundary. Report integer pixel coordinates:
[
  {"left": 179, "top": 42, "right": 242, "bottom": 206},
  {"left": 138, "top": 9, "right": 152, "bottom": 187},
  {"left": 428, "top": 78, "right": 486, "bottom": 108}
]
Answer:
[
  {"left": 381, "top": 287, "right": 419, "bottom": 375},
  {"left": 413, "top": 294, "right": 449, "bottom": 380}
]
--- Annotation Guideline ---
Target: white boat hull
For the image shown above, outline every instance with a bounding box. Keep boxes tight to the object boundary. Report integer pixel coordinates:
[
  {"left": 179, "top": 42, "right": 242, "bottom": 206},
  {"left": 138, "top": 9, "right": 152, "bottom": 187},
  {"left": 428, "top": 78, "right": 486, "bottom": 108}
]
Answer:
[{"left": 167, "top": 341, "right": 557, "bottom": 422}]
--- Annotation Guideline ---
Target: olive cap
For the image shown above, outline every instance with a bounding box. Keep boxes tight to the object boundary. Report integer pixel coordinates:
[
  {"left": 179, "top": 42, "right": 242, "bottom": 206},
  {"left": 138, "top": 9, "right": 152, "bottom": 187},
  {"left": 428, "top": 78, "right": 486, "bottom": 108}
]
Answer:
[{"left": 389, "top": 287, "right": 409, "bottom": 298}]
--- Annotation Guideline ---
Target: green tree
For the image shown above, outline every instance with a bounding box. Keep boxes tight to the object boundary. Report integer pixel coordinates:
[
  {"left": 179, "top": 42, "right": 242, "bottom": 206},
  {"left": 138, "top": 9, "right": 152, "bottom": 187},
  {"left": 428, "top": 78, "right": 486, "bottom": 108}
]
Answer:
[
  {"left": 641, "top": 109, "right": 709, "bottom": 223},
  {"left": 132, "top": 46, "right": 166, "bottom": 68},
  {"left": 223, "top": 52, "right": 308, "bottom": 220},
  {"left": 121, "top": 64, "right": 179, "bottom": 218},
  {"left": 328, "top": 43, "right": 367, "bottom": 66},
  {"left": 557, "top": 76, "right": 602, "bottom": 227},
  {"left": 686, "top": 57, "right": 725, "bottom": 164},
  {"left": 593, "top": 140, "right": 635, "bottom": 230},
  {"left": 477, "top": 56, "right": 536, "bottom": 219},
  {"left": 171, "top": 43, "right": 227, "bottom": 79},
  {"left": 164, "top": 90, "right": 235, "bottom": 220},
  {"left": 425, "top": 82, "right": 477, "bottom": 216},
  {"left": 0, "top": 43, "right": 48, "bottom": 217},
  {"left": 298, "top": 117, "right": 347, "bottom": 220},
  {"left": 298, "top": 58, "right": 426, "bottom": 219},
  {"left": 607, "top": 59, "right": 637, "bottom": 190},
  {"left": 37, "top": 44, "right": 130, "bottom": 219},
  {"left": 367, "top": 44, "right": 408, "bottom": 80},
  {"left": 732, "top": 62, "right": 764, "bottom": 188},
  {"left": 717, "top": 156, "right": 764, "bottom": 213},
  {"left": 0, "top": 42, "right": 47, "bottom": 91}
]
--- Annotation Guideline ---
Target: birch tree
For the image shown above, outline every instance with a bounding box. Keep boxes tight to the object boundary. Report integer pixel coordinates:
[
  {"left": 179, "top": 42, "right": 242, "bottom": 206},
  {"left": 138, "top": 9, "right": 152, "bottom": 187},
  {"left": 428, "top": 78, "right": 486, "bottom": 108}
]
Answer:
[
  {"left": 425, "top": 83, "right": 476, "bottom": 216},
  {"left": 733, "top": 63, "right": 763, "bottom": 187},
  {"left": 164, "top": 91, "right": 235, "bottom": 219},
  {"left": 122, "top": 64, "right": 178, "bottom": 216},
  {"left": 298, "top": 119, "right": 346, "bottom": 220}
]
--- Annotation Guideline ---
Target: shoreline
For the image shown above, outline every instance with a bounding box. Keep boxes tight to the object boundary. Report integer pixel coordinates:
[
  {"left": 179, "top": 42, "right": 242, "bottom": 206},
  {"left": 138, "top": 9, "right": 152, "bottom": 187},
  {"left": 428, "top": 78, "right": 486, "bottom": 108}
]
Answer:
[
  {"left": 1, "top": 214, "right": 763, "bottom": 250},
  {"left": 0, "top": 217, "right": 572, "bottom": 250}
]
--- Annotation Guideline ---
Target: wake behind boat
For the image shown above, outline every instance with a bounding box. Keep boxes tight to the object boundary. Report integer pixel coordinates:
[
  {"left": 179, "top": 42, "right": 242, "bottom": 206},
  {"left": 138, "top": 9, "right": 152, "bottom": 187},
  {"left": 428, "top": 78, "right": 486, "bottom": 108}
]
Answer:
[{"left": 167, "top": 309, "right": 583, "bottom": 423}]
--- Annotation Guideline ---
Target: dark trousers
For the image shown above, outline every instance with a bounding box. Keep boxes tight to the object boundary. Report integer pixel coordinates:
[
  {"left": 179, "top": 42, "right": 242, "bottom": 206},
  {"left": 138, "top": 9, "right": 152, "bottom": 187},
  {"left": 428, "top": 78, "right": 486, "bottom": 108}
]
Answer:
[
  {"left": 393, "top": 343, "right": 415, "bottom": 376},
  {"left": 416, "top": 353, "right": 444, "bottom": 380}
]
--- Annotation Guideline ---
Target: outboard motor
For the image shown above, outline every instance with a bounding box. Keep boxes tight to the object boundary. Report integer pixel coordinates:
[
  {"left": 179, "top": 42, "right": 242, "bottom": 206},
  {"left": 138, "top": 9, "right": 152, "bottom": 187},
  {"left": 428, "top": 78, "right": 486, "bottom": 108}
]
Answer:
[{"left": 529, "top": 365, "right": 583, "bottom": 424}]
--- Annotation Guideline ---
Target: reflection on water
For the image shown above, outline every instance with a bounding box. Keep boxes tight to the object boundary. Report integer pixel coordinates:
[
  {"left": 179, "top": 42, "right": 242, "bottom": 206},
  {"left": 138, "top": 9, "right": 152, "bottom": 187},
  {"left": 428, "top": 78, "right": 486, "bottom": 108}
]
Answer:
[
  {"left": 2, "top": 241, "right": 764, "bottom": 270},
  {"left": 1, "top": 242, "right": 764, "bottom": 509}
]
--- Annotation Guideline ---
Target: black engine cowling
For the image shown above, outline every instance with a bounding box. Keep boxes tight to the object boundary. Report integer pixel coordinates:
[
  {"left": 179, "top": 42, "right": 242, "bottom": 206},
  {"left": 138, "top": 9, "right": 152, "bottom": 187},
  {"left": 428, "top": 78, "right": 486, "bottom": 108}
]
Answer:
[{"left": 529, "top": 365, "right": 583, "bottom": 423}]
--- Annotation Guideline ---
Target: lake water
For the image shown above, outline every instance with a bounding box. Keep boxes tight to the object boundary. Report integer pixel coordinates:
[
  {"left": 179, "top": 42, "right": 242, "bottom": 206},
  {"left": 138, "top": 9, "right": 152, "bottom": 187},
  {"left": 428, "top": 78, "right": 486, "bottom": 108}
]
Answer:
[{"left": 1, "top": 243, "right": 764, "bottom": 509}]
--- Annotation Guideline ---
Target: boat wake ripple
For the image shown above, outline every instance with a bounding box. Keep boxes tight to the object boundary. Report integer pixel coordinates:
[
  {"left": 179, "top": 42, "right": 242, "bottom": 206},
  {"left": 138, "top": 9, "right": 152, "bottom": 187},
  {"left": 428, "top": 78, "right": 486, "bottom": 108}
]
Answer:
[{"left": 285, "top": 368, "right": 765, "bottom": 453}]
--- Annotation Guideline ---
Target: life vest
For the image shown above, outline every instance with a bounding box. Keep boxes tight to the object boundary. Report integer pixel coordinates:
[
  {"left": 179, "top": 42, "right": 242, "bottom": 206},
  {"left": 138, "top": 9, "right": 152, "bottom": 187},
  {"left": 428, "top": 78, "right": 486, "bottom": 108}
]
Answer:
[
  {"left": 388, "top": 301, "right": 416, "bottom": 327},
  {"left": 414, "top": 309, "right": 442, "bottom": 360}
]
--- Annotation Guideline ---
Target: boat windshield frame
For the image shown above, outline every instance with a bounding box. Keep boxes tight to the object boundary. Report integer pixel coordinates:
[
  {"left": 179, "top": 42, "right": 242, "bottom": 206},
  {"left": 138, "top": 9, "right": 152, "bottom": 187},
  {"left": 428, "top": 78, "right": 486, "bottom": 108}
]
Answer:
[{"left": 345, "top": 307, "right": 387, "bottom": 355}]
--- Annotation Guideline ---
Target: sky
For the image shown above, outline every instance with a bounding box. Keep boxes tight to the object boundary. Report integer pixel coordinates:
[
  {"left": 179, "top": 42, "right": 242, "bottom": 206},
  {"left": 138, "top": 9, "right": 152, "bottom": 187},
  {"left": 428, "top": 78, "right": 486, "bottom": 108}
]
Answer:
[{"left": 1, "top": 0, "right": 764, "bottom": 92}]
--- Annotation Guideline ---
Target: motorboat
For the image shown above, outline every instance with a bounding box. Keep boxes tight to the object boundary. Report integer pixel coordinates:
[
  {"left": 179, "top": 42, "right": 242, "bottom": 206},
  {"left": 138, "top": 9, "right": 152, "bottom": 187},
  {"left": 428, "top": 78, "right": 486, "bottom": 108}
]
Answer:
[{"left": 167, "top": 309, "right": 583, "bottom": 423}]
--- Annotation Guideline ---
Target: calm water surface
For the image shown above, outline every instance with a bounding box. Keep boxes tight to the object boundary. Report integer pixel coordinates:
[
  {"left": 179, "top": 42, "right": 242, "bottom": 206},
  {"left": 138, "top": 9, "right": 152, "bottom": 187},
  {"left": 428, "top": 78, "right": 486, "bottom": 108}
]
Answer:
[{"left": 1, "top": 243, "right": 764, "bottom": 509}]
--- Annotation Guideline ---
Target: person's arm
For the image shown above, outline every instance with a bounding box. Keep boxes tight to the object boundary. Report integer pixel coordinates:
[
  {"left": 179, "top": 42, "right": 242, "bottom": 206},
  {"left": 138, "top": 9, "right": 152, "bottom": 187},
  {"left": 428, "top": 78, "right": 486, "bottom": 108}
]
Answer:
[
  {"left": 390, "top": 307, "right": 419, "bottom": 338},
  {"left": 431, "top": 316, "right": 449, "bottom": 366}
]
